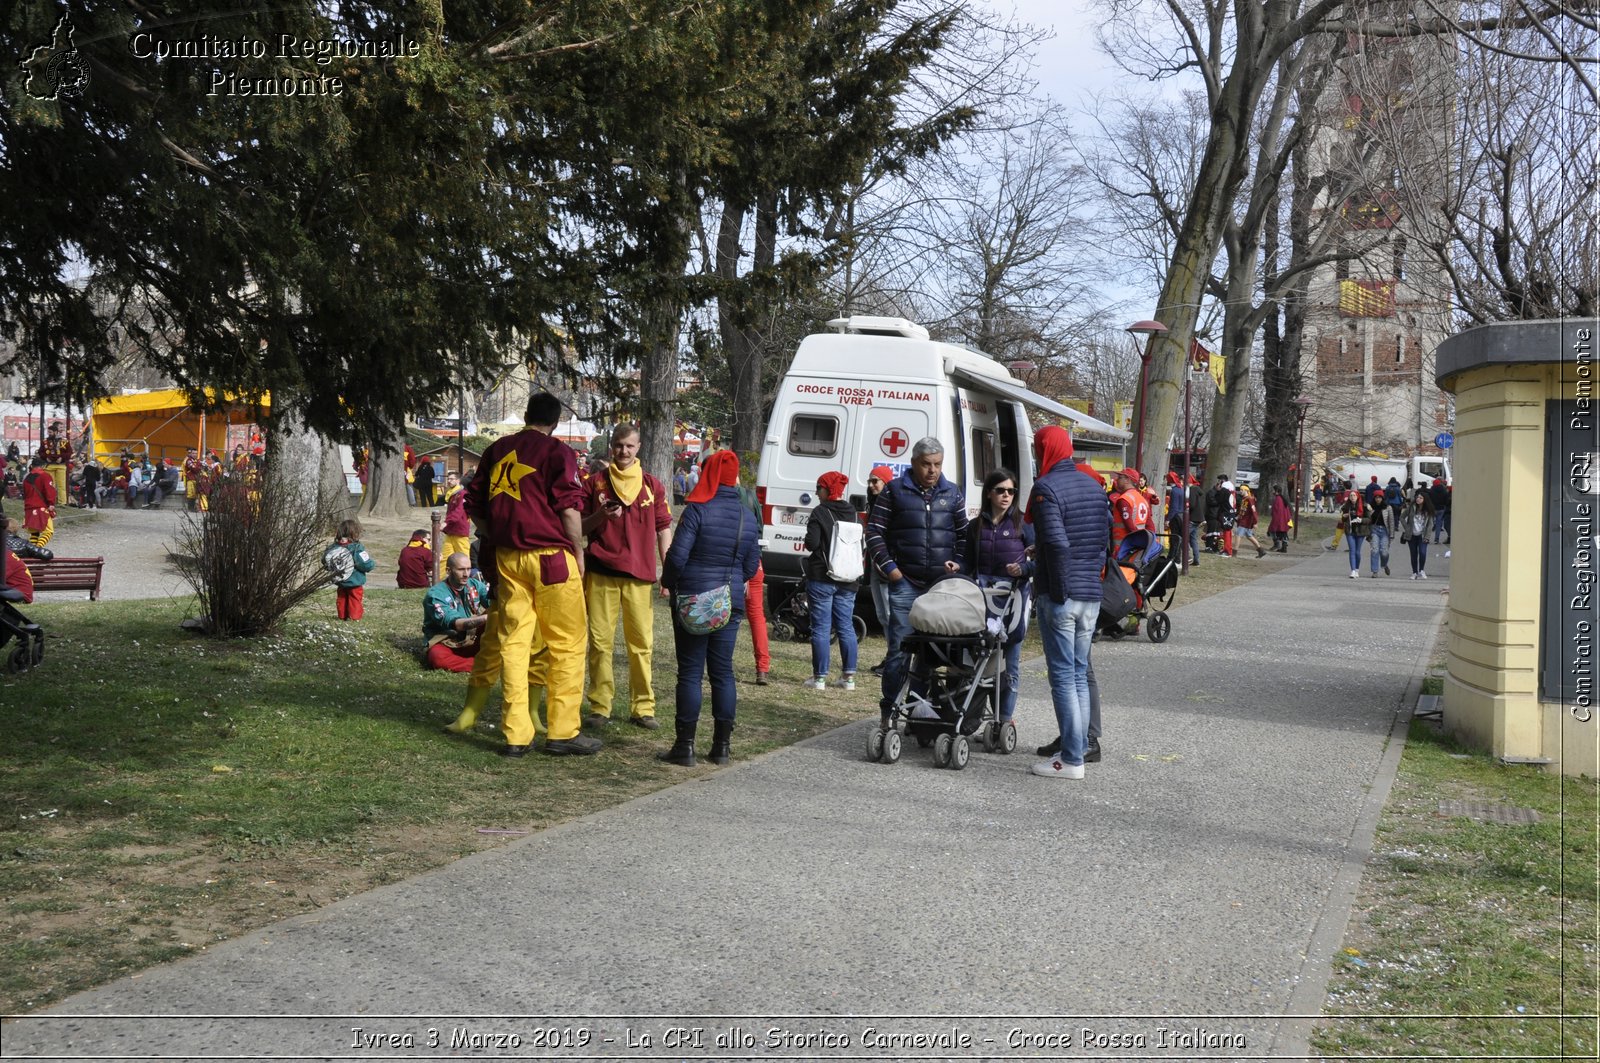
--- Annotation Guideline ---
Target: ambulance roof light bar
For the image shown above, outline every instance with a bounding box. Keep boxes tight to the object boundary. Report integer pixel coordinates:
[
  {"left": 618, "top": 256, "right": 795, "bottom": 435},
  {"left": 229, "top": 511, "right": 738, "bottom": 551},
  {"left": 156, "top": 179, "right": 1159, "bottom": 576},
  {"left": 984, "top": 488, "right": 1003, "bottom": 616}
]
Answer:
[{"left": 824, "top": 316, "right": 930, "bottom": 341}]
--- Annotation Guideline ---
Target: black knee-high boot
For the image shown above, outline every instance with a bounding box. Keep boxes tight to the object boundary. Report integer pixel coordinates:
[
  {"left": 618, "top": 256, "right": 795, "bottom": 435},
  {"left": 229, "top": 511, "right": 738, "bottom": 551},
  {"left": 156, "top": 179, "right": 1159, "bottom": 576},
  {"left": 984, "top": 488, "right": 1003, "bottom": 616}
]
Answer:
[
  {"left": 657, "top": 719, "right": 696, "bottom": 767},
  {"left": 708, "top": 719, "right": 734, "bottom": 765}
]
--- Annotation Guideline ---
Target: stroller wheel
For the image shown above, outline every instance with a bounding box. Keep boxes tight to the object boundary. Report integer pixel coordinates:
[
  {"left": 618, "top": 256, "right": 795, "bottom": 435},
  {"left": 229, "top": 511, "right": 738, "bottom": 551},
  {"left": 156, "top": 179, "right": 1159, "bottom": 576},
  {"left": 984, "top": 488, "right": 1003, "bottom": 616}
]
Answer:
[
  {"left": 933, "top": 733, "right": 953, "bottom": 768},
  {"left": 866, "top": 728, "right": 885, "bottom": 762},
  {"left": 7, "top": 644, "right": 34, "bottom": 674},
  {"left": 881, "top": 730, "right": 902, "bottom": 764},
  {"left": 770, "top": 621, "right": 794, "bottom": 642},
  {"left": 1148, "top": 612, "right": 1171, "bottom": 643},
  {"left": 995, "top": 720, "right": 1018, "bottom": 755},
  {"left": 949, "top": 734, "right": 971, "bottom": 771}
]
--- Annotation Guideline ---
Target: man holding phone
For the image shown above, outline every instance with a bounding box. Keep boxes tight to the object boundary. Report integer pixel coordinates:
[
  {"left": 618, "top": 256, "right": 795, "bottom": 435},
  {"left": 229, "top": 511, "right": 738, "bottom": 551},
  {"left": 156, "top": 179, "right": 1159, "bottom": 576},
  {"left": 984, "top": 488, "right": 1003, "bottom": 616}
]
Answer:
[{"left": 581, "top": 423, "right": 674, "bottom": 729}]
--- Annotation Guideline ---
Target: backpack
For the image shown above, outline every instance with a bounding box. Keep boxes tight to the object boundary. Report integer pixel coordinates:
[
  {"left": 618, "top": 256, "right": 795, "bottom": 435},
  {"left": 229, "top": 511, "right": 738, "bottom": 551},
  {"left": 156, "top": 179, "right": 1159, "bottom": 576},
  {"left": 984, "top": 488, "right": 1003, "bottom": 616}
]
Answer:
[
  {"left": 322, "top": 542, "right": 355, "bottom": 582},
  {"left": 1100, "top": 558, "right": 1138, "bottom": 622},
  {"left": 826, "top": 514, "right": 864, "bottom": 582}
]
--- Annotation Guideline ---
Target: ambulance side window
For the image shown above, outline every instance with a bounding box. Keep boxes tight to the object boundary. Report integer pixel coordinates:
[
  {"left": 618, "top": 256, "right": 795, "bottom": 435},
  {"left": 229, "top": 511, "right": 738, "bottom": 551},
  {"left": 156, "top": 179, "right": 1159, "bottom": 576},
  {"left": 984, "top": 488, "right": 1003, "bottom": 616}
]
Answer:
[
  {"left": 972, "top": 428, "right": 995, "bottom": 482},
  {"left": 788, "top": 415, "right": 839, "bottom": 457}
]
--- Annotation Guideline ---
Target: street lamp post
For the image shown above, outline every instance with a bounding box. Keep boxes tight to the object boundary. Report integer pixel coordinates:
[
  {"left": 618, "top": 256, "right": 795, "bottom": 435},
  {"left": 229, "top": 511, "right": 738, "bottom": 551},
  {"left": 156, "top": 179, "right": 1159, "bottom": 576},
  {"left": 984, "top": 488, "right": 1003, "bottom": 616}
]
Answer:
[
  {"left": 1180, "top": 348, "right": 1193, "bottom": 574},
  {"left": 1126, "top": 319, "right": 1167, "bottom": 475},
  {"left": 1293, "top": 395, "right": 1312, "bottom": 541}
]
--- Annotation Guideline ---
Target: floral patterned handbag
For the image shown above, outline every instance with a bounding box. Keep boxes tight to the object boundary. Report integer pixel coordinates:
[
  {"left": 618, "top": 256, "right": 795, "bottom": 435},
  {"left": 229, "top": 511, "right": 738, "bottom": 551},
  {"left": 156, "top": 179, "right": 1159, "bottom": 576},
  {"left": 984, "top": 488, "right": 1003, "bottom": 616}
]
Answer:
[{"left": 674, "top": 506, "right": 744, "bottom": 635}]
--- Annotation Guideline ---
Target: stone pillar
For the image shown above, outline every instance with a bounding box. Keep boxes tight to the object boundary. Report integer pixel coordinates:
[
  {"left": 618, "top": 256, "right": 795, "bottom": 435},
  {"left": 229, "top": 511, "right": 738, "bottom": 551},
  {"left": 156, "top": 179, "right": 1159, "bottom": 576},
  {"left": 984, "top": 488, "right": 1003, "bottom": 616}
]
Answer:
[{"left": 1437, "top": 318, "right": 1600, "bottom": 776}]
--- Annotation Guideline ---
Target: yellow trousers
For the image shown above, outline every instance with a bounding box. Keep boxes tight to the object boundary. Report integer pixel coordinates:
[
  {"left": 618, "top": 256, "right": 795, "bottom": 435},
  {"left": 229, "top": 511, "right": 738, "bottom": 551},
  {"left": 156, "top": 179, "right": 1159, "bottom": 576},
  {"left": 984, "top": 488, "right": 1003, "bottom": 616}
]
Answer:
[
  {"left": 440, "top": 534, "right": 472, "bottom": 579},
  {"left": 47, "top": 465, "right": 67, "bottom": 503},
  {"left": 30, "top": 518, "right": 54, "bottom": 548},
  {"left": 584, "top": 570, "right": 656, "bottom": 719},
  {"left": 467, "top": 547, "right": 586, "bottom": 745}
]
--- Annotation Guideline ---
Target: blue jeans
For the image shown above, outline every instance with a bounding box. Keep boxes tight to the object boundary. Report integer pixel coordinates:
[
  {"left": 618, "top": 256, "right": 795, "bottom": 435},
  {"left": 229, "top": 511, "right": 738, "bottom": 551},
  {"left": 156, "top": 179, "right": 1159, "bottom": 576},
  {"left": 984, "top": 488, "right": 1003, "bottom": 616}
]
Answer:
[
  {"left": 879, "top": 578, "right": 922, "bottom": 711},
  {"left": 807, "top": 579, "right": 859, "bottom": 677},
  {"left": 1433, "top": 511, "right": 1448, "bottom": 542},
  {"left": 673, "top": 612, "right": 742, "bottom": 725},
  {"left": 1408, "top": 536, "right": 1429, "bottom": 573},
  {"left": 1037, "top": 596, "right": 1099, "bottom": 766},
  {"left": 1346, "top": 533, "right": 1365, "bottom": 571},
  {"left": 998, "top": 638, "right": 1023, "bottom": 722},
  {"left": 1368, "top": 525, "right": 1390, "bottom": 572}
]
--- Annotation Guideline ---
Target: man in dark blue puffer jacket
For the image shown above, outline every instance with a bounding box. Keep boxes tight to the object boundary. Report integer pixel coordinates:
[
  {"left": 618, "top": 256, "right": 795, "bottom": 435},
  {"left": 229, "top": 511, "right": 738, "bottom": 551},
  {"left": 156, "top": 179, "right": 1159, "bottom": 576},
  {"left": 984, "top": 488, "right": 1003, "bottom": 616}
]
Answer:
[
  {"left": 864, "top": 437, "right": 969, "bottom": 718},
  {"left": 1026, "top": 425, "right": 1110, "bottom": 780}
]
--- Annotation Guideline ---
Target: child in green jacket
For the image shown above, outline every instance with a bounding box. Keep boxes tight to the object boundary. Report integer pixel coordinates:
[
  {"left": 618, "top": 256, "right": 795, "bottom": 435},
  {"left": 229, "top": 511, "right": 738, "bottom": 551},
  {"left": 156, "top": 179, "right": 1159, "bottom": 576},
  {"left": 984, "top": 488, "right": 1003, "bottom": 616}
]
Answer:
[{"left": 331, "top": 518, "right": 377, "bottom": 620}]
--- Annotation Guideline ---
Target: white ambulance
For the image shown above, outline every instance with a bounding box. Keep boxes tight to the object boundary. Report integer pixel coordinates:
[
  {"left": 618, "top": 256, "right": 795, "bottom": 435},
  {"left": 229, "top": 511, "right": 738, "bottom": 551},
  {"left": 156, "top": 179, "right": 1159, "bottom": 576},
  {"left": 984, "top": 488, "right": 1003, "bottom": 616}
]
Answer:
[{"left": 755, "top": 315, "right": 1129, "bottom": 583}]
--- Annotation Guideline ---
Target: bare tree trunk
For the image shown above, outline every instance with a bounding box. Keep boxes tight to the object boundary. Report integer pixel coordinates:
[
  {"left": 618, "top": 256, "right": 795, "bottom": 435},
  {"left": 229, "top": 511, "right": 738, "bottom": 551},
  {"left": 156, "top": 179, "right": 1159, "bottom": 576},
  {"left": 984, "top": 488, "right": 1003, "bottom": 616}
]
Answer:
[
  {"left": 638, "top": 299, "right": 682, "bottom": 487},
  {"left": 1258, "top": 156, "right": 1316, "bottom": 502},
  {"left": 319, "top": 446, "right": 353, "bottom": 522},
  {"left": 264, "top": 403, "right": 349, "bottom": 530},
  {"left": 719, "top": 190, "right": 779, "bottom": 457},
  {"left": 359, "top": 426, "right": 411, "bottom": 520}
]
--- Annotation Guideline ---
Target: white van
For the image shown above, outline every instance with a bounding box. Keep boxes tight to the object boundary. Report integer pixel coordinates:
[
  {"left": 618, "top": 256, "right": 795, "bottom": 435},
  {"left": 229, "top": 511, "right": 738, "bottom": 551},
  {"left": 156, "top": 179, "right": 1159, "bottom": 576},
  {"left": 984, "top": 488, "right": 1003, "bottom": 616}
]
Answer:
[
  {"left": 755, "top": 316, "right": 1129, "bottom": 582},
  {"left": 1327, "top": 454, "right": 1452, "bottom": 490}
]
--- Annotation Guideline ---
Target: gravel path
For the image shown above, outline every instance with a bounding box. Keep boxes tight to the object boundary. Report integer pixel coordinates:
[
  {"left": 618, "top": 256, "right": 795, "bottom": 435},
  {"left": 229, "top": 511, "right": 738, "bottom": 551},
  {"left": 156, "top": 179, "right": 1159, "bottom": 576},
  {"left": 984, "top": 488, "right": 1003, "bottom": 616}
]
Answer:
[
  {"left": 17, "top": 503, "right": 195, "bottom": 602},
  {"left": 15, "top": 500, "right": 441, "bottom": 602}
]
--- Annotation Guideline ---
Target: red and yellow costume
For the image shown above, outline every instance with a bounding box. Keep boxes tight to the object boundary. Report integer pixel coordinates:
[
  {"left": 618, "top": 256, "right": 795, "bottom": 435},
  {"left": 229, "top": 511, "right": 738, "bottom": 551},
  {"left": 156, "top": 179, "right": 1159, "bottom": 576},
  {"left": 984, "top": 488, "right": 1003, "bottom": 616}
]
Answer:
[
  {"left": 459, "top": 427, "right": 587, "bottom": 747},
  {"left": 23, "top": 466, "right": 58, "bottom": 547},
  {"left": 6, "top": 548, "right": 34, "bottom": 603},
  {"left": 39, "top": 430, "right": 71, "bottom": 500},
  {"left": 182, "top": 451, "right": 206, "bottom": 509},
  {"left": 582, "top": 462, "right": 672, "bottom": 722}
]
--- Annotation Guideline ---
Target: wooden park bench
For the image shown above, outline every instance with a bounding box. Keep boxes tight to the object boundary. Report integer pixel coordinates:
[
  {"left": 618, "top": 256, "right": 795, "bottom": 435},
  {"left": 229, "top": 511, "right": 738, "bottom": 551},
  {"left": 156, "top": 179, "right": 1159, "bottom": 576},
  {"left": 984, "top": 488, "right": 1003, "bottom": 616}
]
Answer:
[{"left": 22, "top": 556, "right": 106, "bottom": 601}]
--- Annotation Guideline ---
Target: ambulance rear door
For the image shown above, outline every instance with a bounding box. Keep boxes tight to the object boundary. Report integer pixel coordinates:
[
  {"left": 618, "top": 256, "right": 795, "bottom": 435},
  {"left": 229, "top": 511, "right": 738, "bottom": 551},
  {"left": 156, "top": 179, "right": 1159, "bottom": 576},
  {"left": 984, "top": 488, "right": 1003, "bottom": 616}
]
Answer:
[{"left": 850, "top": 396, "right": 931, "bottom": 510}]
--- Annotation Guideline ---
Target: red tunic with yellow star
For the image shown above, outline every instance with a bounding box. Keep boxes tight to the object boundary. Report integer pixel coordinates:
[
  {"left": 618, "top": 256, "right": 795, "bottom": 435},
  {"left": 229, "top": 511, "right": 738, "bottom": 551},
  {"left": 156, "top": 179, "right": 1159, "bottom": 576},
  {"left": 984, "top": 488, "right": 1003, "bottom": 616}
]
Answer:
[
  {"left": 464, "top": 429, "right": 584, "bottom": 553},
  {"left": 39, "top": 436, "right": 70, "bottom": 464}
]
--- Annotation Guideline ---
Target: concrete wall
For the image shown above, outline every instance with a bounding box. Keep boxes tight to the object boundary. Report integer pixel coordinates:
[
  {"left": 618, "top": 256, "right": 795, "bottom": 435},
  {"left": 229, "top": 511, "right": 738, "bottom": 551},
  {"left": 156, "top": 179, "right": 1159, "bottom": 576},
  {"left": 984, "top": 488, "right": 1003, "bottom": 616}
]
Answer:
[{"left": 1438, "top": 320, "right": 1599, "bottom": 777}]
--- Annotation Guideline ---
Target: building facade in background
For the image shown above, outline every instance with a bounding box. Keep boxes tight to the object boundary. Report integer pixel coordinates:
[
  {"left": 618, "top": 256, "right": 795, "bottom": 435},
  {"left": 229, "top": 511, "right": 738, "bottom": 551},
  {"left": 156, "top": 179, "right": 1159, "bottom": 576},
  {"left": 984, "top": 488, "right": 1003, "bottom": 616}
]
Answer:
[{"left": 1299, "top": 6, "right": 1457, "bottom": 466}]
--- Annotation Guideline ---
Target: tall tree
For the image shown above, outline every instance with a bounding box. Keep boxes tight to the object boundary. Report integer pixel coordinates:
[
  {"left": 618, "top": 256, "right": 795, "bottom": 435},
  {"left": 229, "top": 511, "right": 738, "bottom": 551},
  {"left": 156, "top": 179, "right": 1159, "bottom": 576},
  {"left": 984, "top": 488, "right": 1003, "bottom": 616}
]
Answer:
[{"left": 1097, "top": 0, "right": 1597, "bottom": 476}]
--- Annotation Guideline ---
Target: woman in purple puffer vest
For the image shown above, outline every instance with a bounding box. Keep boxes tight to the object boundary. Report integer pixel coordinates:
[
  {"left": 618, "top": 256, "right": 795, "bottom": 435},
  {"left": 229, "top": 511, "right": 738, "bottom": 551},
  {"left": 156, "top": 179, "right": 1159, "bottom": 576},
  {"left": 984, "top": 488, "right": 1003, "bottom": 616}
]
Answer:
[{"left": 965, "top": 467, "right": 1035, "bottom": 723}]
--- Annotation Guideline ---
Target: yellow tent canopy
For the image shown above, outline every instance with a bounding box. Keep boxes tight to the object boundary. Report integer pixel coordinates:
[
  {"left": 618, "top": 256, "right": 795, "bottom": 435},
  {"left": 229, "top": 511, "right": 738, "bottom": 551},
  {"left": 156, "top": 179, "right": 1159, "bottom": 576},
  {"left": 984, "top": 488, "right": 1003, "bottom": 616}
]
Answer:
[{"left": 90, "top": 389, "right": 270, "bottom": 465}]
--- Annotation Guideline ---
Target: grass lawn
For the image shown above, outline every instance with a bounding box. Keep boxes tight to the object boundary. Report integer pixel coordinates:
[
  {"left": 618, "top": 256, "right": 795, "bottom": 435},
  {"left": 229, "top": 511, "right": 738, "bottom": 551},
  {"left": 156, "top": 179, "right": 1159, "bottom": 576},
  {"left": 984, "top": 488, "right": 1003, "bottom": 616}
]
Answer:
[
  {"left": 0, "top": 585, "right": 868, "bottom": 1013},
  {"left": 1314, "top": 720, "right": 1599, "bottom": 1059}
]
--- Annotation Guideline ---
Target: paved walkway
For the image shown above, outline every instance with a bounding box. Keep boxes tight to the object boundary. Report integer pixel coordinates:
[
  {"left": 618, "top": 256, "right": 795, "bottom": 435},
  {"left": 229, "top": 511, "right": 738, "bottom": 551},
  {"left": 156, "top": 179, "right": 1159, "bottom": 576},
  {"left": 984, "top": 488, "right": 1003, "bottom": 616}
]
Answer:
[{"left": 5, "top": 545, "right": 1450, "bottom": 1062}]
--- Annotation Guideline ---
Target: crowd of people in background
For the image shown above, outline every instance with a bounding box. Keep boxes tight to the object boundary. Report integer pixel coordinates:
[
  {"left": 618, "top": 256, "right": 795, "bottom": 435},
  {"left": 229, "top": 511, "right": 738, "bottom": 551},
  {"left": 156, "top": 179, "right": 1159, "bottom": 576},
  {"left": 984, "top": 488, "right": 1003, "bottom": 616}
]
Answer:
[
  {"left": 1329, "top": 472, "right": 1450, "bottom": 580},
  {"left": 8, "top": 392, "right": 1453, "bottom": 775}
]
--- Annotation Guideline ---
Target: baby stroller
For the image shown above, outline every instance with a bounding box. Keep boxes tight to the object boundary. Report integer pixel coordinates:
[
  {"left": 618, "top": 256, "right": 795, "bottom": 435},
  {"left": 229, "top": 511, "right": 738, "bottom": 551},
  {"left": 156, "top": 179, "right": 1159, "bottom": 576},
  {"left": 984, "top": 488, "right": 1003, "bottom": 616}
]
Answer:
[
  {"left": 866, "top": 578, "right": 1024, "bottom": 770},
  {"left": 768, "top": 578, "right": 869, "bottom": 645},
  {"left": 1, "top": 545, "right": 44, "bottom": 674},
  {"left": 1099, "top": 548, "right": 1180, "bottom": 644}
]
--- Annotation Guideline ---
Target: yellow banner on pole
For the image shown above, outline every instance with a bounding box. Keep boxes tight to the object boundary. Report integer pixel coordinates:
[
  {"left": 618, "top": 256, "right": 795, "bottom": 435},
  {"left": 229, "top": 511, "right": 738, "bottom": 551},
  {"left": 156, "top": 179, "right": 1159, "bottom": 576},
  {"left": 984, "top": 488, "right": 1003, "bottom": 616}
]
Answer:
[{"left": 1209, "top": 353, "right": 1227, "bottom": 394}]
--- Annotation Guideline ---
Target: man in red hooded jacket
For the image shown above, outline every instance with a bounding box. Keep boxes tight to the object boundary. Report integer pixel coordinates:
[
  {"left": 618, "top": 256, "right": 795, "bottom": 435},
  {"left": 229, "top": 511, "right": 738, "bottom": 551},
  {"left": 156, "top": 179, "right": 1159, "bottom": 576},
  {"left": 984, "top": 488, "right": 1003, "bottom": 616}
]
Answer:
[{"left": 1025, "top": 425, "right": 1110, "bottom": 779}]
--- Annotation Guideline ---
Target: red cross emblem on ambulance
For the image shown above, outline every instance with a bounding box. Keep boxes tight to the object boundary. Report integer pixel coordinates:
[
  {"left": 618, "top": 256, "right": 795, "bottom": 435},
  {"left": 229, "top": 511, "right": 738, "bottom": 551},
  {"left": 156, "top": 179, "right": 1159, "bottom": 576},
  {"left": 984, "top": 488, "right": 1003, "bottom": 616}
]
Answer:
[{"left": 880, "top": 428, "right": 909, "bottom": 457}]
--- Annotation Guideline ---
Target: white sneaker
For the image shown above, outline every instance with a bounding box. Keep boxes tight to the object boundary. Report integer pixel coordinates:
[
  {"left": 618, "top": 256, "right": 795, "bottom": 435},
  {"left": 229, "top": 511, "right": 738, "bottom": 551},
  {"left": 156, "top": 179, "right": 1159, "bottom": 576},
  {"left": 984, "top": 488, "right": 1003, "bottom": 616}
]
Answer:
[
  {"left": 1350, "top": 570, "right": 1360, "bottom": 579},
  {"left": 840, "top": 674, "right": 856, "bottom": 691},
  {"left": 1410, "top": 573, "right": 1418, "bottom": 580},
  {"left": 808, "top": 676, "right": 827, "bottom": 690},
  {"left": 1419, "top": 571, "right": 1428, "bottom": 579},
  {"left": 1031, "top": 757, "right": 1085, "bottom": 780}
]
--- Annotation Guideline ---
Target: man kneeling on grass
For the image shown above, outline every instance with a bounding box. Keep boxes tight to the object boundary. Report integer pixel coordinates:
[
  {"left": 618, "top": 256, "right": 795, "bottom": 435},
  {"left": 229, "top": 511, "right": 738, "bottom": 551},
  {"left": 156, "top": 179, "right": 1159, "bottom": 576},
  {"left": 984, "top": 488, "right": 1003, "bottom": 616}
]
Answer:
[{"left": 424, "top": 553, "right": 490, "bottom": 671}]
